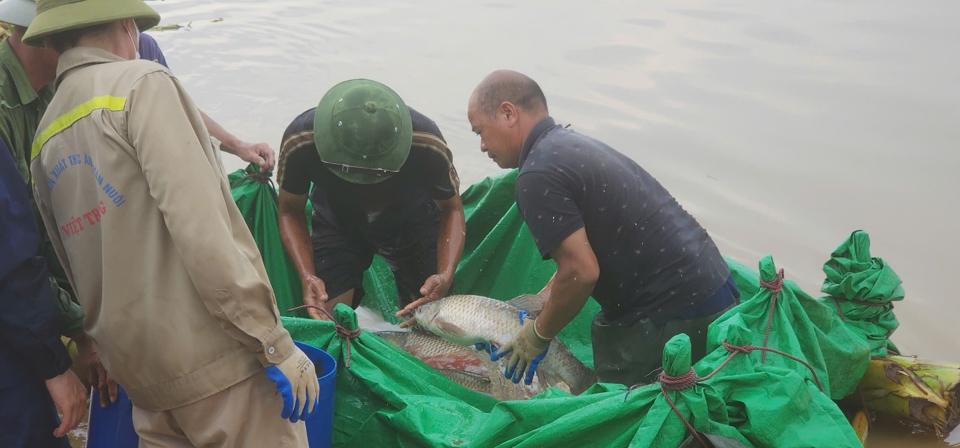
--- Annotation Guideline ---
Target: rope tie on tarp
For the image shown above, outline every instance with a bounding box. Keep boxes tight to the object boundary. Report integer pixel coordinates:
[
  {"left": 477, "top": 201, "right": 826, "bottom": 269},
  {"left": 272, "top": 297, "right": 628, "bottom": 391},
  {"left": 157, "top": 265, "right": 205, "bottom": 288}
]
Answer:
[
  {"left": 642, "top": 339, "right": 825, "bottom": 448},
  {"left": 287, "top": 304, "right": 361, "bottom": 368},
  {"left": 830, "top": 296, "right": 890, "bottom": 323},
  {"left": 758, "top": 268, "right": 784, "bottom": 363},
  {"left": 231, "top": 171, "right": 273, "bottom": 189}
]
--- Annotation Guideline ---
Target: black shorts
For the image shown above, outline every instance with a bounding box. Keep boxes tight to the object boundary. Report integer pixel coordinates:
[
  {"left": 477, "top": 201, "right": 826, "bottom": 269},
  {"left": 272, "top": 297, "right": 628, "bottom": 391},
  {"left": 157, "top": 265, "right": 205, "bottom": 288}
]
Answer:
[{"left": 310, "top": 201, "right": 440, "bottom": 308}]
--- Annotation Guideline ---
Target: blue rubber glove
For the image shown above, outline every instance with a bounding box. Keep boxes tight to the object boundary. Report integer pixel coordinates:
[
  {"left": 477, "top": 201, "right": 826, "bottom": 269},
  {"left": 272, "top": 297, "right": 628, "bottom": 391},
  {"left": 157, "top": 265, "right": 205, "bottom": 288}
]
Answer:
[
  {"left": 265, "top": 346, "right": 320, "bottom": 423},
  {"left": 491, "top": 311, "right": 550, "bottom": 385},
  {"left": 474, "top": 342, "right": 497, "bottom": 354}
]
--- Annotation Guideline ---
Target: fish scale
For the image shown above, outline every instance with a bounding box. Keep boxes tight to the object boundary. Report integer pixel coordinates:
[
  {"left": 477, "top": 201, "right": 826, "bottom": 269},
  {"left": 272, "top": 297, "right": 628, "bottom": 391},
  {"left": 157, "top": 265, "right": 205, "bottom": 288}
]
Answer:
[
  {"left": 414, "top": 294, "right": 598, "bottom": 395},
  {"left": 416, "top": 295, "right": 522, "bottom": 346},
  {"left": 376, "top": 330, "right": 547, "bottom": 400}
]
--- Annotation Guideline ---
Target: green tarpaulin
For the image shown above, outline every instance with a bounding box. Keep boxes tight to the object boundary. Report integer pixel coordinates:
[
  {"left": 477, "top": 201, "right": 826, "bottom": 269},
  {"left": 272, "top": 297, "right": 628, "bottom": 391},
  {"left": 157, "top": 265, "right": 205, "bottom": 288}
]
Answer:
[
  {"left": 229, "top": 165, "right": 309, "bottom": 318},
  {"left": 693, "top": 324, "right": 862, "bottom": 447},
  {"left": 280, "top": 306, "right": 497, "bottom": 447},
  {"left": 280, "top": 306, "right": 861, "bottom": 448},
  {"left": 467, "top": 332, "right": 753, "bottom": 448},
  {"left": 229, "top": 164, "right": 884, "bottom": 447},
  {"left": 706, "top": 255, "right": 872, "bottom": 400},
  {"left": 820, "top": 230, "right": 904, "bottom": 357}
]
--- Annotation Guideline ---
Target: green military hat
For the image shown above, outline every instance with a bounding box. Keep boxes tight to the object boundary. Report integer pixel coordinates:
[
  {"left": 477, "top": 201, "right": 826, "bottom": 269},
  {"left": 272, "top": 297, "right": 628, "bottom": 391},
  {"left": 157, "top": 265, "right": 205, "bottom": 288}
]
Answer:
[
  {"left": 22, "top": 0, "right": 160, "bottom": 47},
  {"left": 313, "top": 79, "right": 413, "bottom": 184}
]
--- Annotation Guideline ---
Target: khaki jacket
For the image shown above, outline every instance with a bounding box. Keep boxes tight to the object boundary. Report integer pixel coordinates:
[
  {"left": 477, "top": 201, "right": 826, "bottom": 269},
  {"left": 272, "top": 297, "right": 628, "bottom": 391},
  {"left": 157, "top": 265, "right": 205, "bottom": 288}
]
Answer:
[{"left": 30, "top": 47, "right": 295, "bottom": 411}]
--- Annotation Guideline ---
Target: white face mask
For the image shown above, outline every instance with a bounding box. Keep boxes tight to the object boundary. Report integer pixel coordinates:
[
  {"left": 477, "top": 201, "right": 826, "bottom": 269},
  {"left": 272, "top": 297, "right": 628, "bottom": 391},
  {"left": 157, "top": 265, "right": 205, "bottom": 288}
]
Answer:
[{"left": 126, "top": 19, "right": 141, "bottom": 60}]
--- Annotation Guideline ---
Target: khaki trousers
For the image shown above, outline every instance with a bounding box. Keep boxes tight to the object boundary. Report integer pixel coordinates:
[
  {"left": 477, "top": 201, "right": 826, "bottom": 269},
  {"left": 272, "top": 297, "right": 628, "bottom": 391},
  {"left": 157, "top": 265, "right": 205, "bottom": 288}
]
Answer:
[{"left": 132, "top": 371, "right": 308, "bottom": 448}]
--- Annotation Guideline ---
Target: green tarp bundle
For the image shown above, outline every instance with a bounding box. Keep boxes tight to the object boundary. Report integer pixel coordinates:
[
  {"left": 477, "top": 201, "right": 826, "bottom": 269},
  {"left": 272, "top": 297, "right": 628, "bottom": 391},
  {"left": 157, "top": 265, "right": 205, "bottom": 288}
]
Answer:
[
  {"left": 228, "top": 165, "right": 309, "bottom": 318},
  {"left": 280, "top": 306, "right": 498, "bottom": 447},
  {"left": 469, "top": 333, "right": 754, "bottom": 448},
  {"left": 819, "top": 230, "right": 904, "bottom": 357},
  {"left": 280, "top": 305, "right": 861, "bottom": 447},
  {"left": 231, "top": 164, "right": 880, "bottom": 446},
  {"left": 692, "top": 324, "right": 862, "bottom": 447},
  {"left": 706, "top": 255, "right": 871, "bottom": 400}
]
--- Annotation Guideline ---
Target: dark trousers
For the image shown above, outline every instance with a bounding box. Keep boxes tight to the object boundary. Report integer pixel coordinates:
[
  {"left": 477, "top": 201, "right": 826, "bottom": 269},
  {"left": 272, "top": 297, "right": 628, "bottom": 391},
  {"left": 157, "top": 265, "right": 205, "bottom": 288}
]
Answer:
[
  {"left": 0, "top": 378, "right": 72, "bottom": 448},
  {"left": 310, "top": 201, "right": 440, "bottom": 309},
  {"left": 591, "top": 276, "right": 740, "bottom": 386}
]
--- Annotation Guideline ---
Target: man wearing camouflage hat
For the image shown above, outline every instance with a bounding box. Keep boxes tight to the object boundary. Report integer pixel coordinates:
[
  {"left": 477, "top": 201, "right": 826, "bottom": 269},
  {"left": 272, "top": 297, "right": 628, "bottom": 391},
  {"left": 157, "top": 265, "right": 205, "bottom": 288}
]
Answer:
[
  {"left": 25, "top": 0, "right": 317, "bottom": 445},
  {"left": 277, "top": 79, "right": 465, "bottom": 322}
]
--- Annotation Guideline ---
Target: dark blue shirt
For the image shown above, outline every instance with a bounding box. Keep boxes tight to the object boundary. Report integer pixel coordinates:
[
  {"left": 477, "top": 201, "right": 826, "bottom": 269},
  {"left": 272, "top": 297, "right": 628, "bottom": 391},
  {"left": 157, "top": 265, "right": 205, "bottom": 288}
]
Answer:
[
  {"left": 139, "top": 32, "right": 169, "bottom": 68},
  {"left": 0, "top": 140, "right": 71, "bottom": 387},
  {"left": 516, "top": 117, "right": 730, "bottom": 326}
]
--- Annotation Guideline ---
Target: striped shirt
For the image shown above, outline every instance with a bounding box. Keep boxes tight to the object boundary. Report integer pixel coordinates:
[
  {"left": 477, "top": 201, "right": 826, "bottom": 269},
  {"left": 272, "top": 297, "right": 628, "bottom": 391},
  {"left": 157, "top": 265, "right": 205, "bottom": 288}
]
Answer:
[{"left": 277, "top": 106, "right": 459, "bottom": 230}]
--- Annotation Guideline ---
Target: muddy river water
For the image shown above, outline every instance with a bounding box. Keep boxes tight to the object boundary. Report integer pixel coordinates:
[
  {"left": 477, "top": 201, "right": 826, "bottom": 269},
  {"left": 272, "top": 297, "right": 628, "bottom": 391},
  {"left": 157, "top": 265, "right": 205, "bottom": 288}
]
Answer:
[{"left": 76, "top": 0, "right": 960, "bottom": 446}]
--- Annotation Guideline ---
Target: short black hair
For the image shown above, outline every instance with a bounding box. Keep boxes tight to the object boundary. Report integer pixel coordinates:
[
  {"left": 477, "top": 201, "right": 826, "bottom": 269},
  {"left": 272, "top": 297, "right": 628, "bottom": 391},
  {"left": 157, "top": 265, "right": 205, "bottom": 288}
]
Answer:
[
  {"left": 476, "top": 72, "right": 548, "bottom": 117},
  {"left": 48, "top": 22, "right": 116, "bottom": 54}
]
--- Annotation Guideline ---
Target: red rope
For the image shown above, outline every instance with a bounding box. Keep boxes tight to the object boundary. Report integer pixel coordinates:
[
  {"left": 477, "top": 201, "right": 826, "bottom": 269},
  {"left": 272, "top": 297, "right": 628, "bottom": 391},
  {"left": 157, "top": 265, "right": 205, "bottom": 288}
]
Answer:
[
  {"left": 651, "top": 338, "right": 827, "bottom": 446},
  {"left": 230, "top": 172, "right": 273, "bottom": 189},
  {"left": 287, "top": 304, "right": 361, "bottom": 369},
  {"left": 715, "top": 341, "right": 825, "bottom": 392},
  {"left": 832, "top": 297, "right": 848, "bottom": 322},
  {"left": 660, "top": 382, "right": 709, "bottom": 448},
  {"left": 697, "top": 343, "right": 751, "bottom": 382},
  {"left": 831, "top": 296, "right": 891, "bottom": 323},
  {"left": 659, "top": 368, "right": 698, "bottom": 391},
  {"left": 758, "top": 269, "right": 784, "bottom": 363}
]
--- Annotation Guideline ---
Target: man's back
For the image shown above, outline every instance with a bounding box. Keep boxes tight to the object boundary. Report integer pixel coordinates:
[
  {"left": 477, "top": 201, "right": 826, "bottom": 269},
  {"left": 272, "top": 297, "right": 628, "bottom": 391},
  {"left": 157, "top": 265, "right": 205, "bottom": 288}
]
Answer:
[
  {"left": 516, "top": 119, "right": 730, "bottom": 326},
  {"left": 31, "top": 47, "right": 292, "bottom": 411}
]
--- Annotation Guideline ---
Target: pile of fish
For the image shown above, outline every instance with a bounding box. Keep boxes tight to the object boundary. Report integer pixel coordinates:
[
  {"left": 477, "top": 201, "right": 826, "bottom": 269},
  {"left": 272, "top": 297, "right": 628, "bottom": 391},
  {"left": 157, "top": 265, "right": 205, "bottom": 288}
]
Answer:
[
  {"left": 374, "top": 294, "right": 597, "bottom": 401},
  {"left": 375, "top": 331, "right": 548, "bottom": 400}
]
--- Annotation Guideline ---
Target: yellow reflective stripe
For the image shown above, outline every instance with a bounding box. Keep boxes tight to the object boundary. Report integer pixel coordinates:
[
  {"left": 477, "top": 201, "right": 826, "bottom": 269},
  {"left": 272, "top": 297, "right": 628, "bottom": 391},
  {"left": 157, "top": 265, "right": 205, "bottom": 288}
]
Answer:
[{"left": 31, "top": 95, "right": 127, "bottom": 161}]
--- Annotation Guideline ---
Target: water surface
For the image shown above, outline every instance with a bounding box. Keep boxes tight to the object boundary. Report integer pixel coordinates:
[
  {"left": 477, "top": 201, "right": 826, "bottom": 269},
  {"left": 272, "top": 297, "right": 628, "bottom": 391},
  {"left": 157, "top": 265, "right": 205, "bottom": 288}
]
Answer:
[{"left": 141, "top": 1, "right": 959, "bottom": 445}]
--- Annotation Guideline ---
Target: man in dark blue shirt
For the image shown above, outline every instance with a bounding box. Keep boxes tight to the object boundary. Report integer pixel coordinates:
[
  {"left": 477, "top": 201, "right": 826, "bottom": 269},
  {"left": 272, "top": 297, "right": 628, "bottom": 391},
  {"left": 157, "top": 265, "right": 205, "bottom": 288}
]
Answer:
[
  {"left": 0, "top": 140, "right": 87, "bottom": 447},
  {"left": 467, "top": 70, "right": 740, "bottom": 386}
]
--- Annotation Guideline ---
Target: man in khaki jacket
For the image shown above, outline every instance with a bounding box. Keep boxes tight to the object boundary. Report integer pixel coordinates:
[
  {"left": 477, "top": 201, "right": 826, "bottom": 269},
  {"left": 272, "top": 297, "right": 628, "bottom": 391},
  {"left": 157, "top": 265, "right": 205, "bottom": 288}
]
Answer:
[{"left": 25, "top": 0, "right": 318, "bottom": 445}]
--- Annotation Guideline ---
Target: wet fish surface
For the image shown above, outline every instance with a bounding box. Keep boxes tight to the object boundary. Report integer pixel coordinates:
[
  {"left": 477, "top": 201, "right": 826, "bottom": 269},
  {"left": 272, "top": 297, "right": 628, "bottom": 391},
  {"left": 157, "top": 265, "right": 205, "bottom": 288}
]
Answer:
[
  {"left": 375, "top": 330, "right": 548, "bottom": 400},
  {"left": 412, "top": 294, "right": 598, "bottom": 395}
]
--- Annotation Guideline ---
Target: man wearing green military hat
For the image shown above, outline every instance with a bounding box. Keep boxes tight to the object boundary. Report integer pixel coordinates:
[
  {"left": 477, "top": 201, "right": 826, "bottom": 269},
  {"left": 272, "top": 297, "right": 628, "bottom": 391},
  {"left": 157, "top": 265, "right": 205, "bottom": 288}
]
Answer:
[
  {"left": 277, "top": 79, "right": 465, "bottom": 322},
  {"left": 26, "top": 0, "right": 318, "bottom": 445}
]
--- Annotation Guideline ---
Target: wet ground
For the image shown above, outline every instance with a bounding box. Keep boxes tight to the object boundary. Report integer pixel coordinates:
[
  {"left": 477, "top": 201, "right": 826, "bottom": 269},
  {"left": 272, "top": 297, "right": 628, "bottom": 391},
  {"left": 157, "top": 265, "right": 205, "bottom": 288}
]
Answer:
[{"left": 68, "top": 420, "right": 87, "bottom": 448}]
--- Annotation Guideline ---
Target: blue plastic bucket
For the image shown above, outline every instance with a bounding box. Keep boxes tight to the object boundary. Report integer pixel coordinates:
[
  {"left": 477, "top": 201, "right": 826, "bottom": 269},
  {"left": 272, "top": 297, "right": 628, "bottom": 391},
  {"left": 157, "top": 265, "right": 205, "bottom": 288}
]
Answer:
[
  {"left": 88, "top": 385, "right": 138, "bottom": 447},
  {"left": 296, "top": 341, "right": 338, "bottom": 448},
  {"left": 86, "top": 341, "right": 337, "bottom": 448}
]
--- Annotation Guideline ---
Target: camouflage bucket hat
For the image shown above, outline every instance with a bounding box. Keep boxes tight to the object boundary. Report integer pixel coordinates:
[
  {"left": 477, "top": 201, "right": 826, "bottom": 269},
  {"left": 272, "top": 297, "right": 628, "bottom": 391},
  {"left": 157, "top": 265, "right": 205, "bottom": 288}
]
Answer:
[
  {"left": 22, "top": 0, "right": 160, "bottom": 47},
  {"left": 313, "top": 79, "right": 413, "bottom": 184}
]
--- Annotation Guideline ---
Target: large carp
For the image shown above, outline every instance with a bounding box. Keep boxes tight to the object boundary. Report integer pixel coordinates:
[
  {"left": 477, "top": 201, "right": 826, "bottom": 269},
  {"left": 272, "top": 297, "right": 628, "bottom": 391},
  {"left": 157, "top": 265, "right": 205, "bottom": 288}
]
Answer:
[
  {"left": 412, "top": 294, "right": 597, "bottom": 395},
  {"left": 375, "top": 331, "right": 549, "bottom": 400}
]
